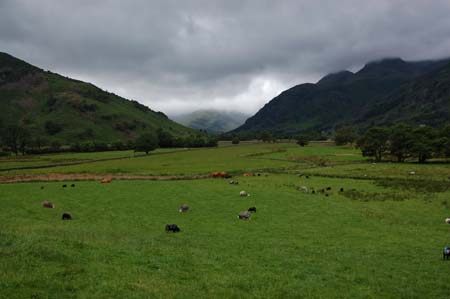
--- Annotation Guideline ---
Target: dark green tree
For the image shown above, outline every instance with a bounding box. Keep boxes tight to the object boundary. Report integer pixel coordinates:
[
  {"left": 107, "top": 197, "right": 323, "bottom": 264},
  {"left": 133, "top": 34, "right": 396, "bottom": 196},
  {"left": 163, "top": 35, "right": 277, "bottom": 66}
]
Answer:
[
  {"left": 260, "top": 131, "right": 273, "bottom": 143},
  {"left": 156, "top": 129, "right": 174, "bottom": 148},
  {"left": 410, "top": 125, "right": 437, "bottom": 163},
  {"left": 232, "top": 136, "right": 240, "bottom": 145},
  {"left": 334, "top": 126, "right": 357, "bottom": 146},
  {"left": 356, "top": 127, "right": 389, "bottom": 161},
  {"left": 296, "top": 134, "right": 309, "bottom": 147},
  {"left": 389, "top": 124, "right": 414, "bottom": 162},
  {"left": 135, "top": 132, "right": 159, "bottom": 154}
]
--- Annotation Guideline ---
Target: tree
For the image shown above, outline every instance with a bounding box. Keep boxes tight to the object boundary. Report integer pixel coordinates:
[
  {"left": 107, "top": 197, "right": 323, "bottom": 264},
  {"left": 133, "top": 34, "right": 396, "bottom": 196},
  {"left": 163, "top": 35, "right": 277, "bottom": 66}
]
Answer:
[
  {"left": 296, "top": 134, "right": 309, "bottom": 147},
  {"left": 356, "top": 127, "right": 389, "bottom": 161},
  {"left": 134, "top": 132, "right": 159, "bottom": 154},
  {"left": 44, "top": 121, "right": 63, "bottom": 135},
  {"left": 232, "top": 136, "right": 240, "bottom": 145},
  {"left": 334, "top": 126, "right": 357, "bottom": 146},
  {"left": 389, "top": 124, "right": 414, "bottom": 162},
  {"left": 410, "top": 125, "right": 436, "bottom": 163},
  {"left": 260, "top": 131, "right": 273, "bottom": 143},
  {"left": 3, "top": 125, "right": 28, "bottom": 155},
  {"left": 156, "top": 129, "right": 174, "bottom": 148}
]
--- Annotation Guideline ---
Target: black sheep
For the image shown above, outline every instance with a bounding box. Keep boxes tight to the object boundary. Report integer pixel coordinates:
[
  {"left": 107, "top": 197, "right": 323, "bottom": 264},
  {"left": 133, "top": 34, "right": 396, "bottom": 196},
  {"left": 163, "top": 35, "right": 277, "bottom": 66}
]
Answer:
[
  {"left": 165, "top": 224, "right": 180, "bottom": 233},
  {"left": 444, "top": 247, "right": 450, "bottom": 260},
  {"left": 62, "top": 213, "right": 72, "bottom": 220},
  {"left": 71, "top": 184, "right": 75, "bottom": 187},
  {"left": 248, "top": 207, "right": 257, "bottom": 213},
  {"left": 62, "top": 184, "right": 67, "bottom": 188}
]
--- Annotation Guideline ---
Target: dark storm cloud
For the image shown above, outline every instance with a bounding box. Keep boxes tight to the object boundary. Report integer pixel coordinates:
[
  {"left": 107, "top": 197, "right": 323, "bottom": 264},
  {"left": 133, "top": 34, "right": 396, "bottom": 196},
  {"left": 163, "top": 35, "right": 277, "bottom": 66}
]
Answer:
[{"left": 1, "top": 0, "right": 450, "bottom": 114}]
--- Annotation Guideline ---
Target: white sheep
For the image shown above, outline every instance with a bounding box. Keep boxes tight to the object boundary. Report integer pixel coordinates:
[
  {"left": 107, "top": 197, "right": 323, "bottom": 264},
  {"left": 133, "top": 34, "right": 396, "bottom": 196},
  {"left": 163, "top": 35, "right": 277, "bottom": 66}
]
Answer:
[{"left": 240, "top": 191, "right": 250, "bottom": 197}]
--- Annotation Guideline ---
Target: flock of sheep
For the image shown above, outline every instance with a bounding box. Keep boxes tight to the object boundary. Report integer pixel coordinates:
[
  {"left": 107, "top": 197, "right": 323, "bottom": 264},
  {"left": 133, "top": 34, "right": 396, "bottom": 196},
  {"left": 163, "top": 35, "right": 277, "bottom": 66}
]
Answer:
[{"left": 166, "top": 174, "right": 257, "bottom": 232}]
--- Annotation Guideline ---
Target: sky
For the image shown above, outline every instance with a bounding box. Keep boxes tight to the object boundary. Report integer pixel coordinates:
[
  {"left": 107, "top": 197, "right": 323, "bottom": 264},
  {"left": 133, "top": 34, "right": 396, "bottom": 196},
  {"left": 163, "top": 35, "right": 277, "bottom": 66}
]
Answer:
[{"left": 1, "top": 0, "right": 450, "bottom": 116}]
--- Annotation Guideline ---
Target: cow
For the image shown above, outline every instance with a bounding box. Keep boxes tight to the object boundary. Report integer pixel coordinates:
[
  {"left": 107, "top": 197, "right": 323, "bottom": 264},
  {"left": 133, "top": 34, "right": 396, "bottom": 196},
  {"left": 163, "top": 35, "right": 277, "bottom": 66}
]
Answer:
[
  {"left": 238, "top": 211, "right": 251, "bottom": 220},
  {"left": 179, "top": 204, "right": 189, "bottom": 213},
  {"left": 444, "top": 247, "right": 450, "bottom": 260},
  {"left": 248, "top": 207, "right": 257, "bottom": 213},
  {"left": 42, "top": 200, "right": 55, "bottom": 209},
  {"left": 62, "top": 213, "right": 72, "bottom": 220},
  {"left": 101, "top": 178, "right": 113, "bottom": 184},
  {"left": 211, "top": 171, "right": 230, "bottom": 178},
  {"left": 165, "top": 224, "right": 180, "bottom": 233}
]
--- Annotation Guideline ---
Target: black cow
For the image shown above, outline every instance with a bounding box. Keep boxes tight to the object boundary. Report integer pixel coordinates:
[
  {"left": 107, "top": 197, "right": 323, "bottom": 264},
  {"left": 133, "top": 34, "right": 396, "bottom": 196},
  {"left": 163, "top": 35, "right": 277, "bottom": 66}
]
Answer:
[
  {"left": 62, "top": 213, "right": 72, "bottom": 220},
  {"left": 165, "top": 224, "right": 180, "bottom": 233},
  {"left": 248, "top": 207, "right": 257, "bottom": 213},
  {"left": 444, "top": 247, "right": 450, "bottom": 260}
]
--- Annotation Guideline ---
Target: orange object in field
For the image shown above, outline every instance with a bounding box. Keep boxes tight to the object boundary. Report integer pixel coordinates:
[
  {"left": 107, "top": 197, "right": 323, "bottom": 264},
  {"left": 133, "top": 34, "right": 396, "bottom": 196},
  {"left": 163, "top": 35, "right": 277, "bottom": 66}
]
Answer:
[
  {"left": 101, "top": 178, "right": 113, "bottom": 183},
  {"left": 243, "top": 172, "right": 254, "bottom": 177}
]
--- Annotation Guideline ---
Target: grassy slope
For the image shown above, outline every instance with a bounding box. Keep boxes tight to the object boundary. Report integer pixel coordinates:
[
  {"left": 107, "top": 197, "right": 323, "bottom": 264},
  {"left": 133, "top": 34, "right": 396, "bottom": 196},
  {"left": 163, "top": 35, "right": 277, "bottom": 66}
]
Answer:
[
  {"left": 1, "top": 144, "right": 450, "bottom": 298},
  {"left": 0, "top": 52, "right": 195, "bottom": 143}
]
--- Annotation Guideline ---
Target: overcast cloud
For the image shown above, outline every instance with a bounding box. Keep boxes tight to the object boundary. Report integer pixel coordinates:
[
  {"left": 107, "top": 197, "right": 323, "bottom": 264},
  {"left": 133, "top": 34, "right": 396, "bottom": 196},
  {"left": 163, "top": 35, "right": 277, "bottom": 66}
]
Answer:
[{"left": 1, "top": 0, "right": 450, "bottom": 115}]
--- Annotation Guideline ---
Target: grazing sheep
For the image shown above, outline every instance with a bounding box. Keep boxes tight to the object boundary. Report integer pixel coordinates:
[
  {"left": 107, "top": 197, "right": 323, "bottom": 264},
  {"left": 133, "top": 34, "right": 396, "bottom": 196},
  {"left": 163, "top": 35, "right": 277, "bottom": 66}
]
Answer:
[
  {"left": 257, "top": 173, "right": 261, "bottom": 176},
  {"left": 340, "top": 188, "right": 344, "bottom": 192},
  {"left": 62, "top": 213, "right": 72, "bottom": 220},
  {"left": 409, "top": 171, "right": 416, "bottom": 175},
  {"left": 311, "top": 190, "right": 316, "bottom": 194},
  {"left": 306, "top": 176, "right": 310, "bottom": 179},
  {"left": 165, "top": 224, "right": 180, "bottom": 233},
  {"left": 248, "top": 207, "right": 257, "bottom": 213},
  {"left": 297, "top": 174, "right": 304, "bottom": 177},
  {"left": 42, "top": 200, "right": 55, "bottom": 209},
  {"left": 71, "top": 184, "right": 75, "bottom": 187},
  {"left": 325, "top": 193, "right": 329, "bottom": 197},
  {"left": 300, "top": 186, "right": 308, "bottom": 192},
  {"left": 444, "top": 247, "right": 450, "bottom": 260},
  {"left": 243, "top": 172, "right": 254, "bottom": 177},
  {"left": 229, "top": 180, "right": 239, "bottom": 185},
  {"left": 240, "top": 191, "right": 250, "bottom": 197},
  {"left": 238, "top": 211, "right": 251, "bottom": 220},
  {"left": 179, "top": 204, "right": 189, "bottom": 213},
  {"left": 445, "top": 218, "right": 450, "bottom": 224},
  {"left": 101, "top": 178, "right": 113, "bottom": 184},
  {"left": 40, "top": 186, "right": 44, "bottom": 190},
  {"left": 326, "top": 187, "right": 332, "bottom": 191},
  {"left": 62, "top": 184, "right": 67, "bottom": 188}
]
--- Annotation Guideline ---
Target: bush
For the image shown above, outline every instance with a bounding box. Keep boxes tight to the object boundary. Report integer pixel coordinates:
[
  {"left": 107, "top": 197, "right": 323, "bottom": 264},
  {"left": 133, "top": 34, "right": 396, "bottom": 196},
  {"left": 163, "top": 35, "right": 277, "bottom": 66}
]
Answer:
[{"left": 232, "top": 136, "right": 240, "bottom": 145}]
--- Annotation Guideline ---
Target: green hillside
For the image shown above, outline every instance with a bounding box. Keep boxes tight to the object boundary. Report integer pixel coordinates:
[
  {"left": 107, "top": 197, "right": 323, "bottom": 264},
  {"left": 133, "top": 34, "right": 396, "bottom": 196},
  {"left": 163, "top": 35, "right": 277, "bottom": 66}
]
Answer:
[
  {"left": 232, "top": 58, "right": 450, "bottom": 137},
  {"left": 0, "top": 52, "right": 196, "bottom": 144}
]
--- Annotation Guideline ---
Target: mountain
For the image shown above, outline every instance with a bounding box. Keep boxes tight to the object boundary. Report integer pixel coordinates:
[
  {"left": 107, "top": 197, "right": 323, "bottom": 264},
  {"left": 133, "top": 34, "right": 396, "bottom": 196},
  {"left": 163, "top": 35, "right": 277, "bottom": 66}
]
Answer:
[
  {"left": 0, "top": 52, "right": 196, "bottom": 144},
  {"left": 232, "top": 57, "right": 450, "bottom": 137},
  {"left": 171, "top": 110, "right": 249, "bottom": 133}
]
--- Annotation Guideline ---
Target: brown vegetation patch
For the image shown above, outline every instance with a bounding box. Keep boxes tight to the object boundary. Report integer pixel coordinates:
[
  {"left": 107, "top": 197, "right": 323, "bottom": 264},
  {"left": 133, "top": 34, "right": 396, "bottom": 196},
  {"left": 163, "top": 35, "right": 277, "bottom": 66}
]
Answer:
[{"left": 0, "top": 173, "right": 210, "bottom": 183}]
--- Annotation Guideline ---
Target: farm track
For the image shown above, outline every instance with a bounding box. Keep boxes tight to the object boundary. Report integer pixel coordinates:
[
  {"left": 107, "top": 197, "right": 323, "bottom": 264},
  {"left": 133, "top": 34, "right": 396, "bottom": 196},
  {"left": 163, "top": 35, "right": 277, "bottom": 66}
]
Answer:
[{"left": 0, "top": 173, "right": 211, "bottom": 183}]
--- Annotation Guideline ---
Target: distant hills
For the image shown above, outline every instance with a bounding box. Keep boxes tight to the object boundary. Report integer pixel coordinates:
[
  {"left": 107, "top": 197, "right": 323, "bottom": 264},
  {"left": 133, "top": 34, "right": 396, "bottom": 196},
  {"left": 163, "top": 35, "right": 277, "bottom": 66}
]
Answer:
[
  {"left": 0, "top": 52, "right": 196, "bottom": 144},
  {"left": 171, "top": 110, "right": 249, "bottom": 133},
  {"left": 232, "top": 57, "right": 450, "bottom": 137}
]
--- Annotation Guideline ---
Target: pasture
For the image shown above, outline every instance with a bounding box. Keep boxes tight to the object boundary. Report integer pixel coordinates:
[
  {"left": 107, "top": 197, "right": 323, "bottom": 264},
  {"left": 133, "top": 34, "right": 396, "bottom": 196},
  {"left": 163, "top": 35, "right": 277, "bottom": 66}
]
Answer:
[{"left": 0, "top": 143, "right": 449, "bottom": 298}]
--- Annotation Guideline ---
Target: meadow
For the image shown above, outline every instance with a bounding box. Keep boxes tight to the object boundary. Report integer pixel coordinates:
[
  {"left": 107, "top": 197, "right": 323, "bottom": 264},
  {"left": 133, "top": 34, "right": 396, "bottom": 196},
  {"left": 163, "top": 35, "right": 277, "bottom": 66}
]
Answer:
[{"left": 0, "top": 143, "right": 450, "bottom": 298}]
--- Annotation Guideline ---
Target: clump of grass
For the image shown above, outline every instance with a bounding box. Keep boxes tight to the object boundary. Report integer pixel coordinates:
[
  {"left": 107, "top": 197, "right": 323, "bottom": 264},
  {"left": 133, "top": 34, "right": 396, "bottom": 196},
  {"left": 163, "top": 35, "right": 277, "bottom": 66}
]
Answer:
[
  {"left": 375, "top": 179, "right": 450, "bottom": 193},
  {"left": 341, "top": 190, "right": 408, "bottom": 202}
]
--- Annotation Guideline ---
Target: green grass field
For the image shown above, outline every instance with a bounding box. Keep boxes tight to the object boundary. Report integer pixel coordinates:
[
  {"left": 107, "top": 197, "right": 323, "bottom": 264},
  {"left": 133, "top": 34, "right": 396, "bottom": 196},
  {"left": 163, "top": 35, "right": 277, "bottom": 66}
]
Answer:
[{"left": 1, "top": 143, "right": 450, "bottom": 298}]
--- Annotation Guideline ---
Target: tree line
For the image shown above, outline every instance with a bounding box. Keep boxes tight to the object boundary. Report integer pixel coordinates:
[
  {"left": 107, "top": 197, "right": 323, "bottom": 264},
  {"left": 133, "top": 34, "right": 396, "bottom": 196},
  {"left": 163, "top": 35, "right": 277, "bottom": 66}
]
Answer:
[
  {"left": 0, "top": 125, "right": 218, "bottom": 156},
  {"left": 336, "top": 123, "right": 450, "bottom": 163}
]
